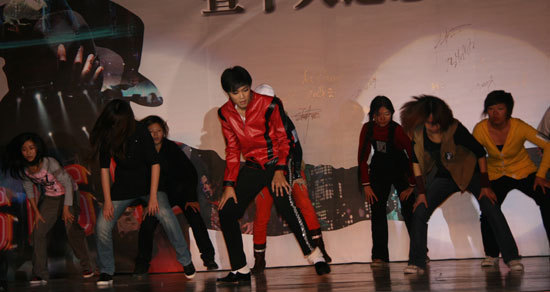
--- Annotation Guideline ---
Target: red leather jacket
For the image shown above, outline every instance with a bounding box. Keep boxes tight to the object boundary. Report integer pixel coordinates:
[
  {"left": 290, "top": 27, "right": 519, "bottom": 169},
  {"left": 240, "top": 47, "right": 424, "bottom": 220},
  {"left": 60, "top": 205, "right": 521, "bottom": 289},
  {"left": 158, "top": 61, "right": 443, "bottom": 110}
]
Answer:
[{"left": 218, "top": 91, "right": 290, "bottom": 186}]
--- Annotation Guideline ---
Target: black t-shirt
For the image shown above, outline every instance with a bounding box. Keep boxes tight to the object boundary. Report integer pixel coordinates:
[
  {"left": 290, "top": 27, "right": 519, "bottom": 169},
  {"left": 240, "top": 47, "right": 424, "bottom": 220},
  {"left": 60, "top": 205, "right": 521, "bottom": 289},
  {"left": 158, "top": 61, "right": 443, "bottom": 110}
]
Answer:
[
  {"left": 100, "top": 123, "right": 159, "bottom": 200},
  {"left": 157, "top": 139, "right": 198, "bottom": 204},
  {"left": 412, "top": 123, "right": 486, "bottom": 178}
]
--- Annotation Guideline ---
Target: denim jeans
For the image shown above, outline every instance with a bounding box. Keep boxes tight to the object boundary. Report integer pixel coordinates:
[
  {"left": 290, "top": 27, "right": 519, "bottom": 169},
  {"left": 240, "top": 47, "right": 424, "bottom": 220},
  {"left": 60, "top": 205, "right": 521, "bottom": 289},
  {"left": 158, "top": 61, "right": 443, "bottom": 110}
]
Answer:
[
  {"left": 96, "top": 191, "right": 191, "bottom": 275},
  {"left": 408, "top": 173, "right": 519, "bottom": 268}
]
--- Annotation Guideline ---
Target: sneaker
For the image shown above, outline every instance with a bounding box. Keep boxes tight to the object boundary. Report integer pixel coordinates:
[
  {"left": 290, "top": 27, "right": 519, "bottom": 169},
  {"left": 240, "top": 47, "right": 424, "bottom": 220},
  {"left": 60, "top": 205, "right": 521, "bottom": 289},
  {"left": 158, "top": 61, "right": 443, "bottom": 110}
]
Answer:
[
  {"left": 184, "top": 262, "right": 196, "bottom": 279},
  {"left": 507, "top": 259, "right": 524, "bottom": 272},
  {"left": 404, "top": 265, "right": 425, "bottom": 274},
  {"left": 82, "top": 270, "right": 94, "bottom": 279},
  {"left": 203, "top": 259, "right": 219, "bottom": 271},
  {"left": 314, "top": 261, "right": 331, "bottom": 275},
  {"left": 29, "top": 276, "right": 47, "bottom": 286},
  {"left": 371, "top": 259, "right": 388, "bottom": 268},
  {"left": 96, "top": 273, "right": 113, "bottom": 286},
  {"left": 217, "top": 272, "right": 251, "bottom": 285},
  {"left": 481, "top": 256, "right": 499, "bottom": 267},
  {"left": 133, "top": 263, "right": 149, "bottom": 277}
]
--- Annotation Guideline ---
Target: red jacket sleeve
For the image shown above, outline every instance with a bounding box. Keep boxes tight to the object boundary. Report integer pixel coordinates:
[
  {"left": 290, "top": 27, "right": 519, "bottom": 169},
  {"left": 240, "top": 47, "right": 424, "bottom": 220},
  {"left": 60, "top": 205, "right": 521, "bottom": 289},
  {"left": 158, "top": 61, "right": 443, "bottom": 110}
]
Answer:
[
  {"left": 358, "top": 123, "right": 372, "bottom": 185},
  {"left": 218, "top": 108, "right": 241, "bottom": 187},
  {"left": 271, "top": 98, "right": 291, "bottom": 170},
  {"left": 394, "top": 124, "right": 416, "bottom": 186}
]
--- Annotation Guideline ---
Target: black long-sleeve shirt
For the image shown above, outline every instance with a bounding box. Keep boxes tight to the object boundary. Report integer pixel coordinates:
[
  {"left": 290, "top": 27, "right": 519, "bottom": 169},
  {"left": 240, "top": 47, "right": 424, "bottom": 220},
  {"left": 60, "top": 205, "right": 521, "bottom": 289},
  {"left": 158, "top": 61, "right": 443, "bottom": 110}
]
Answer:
[{"left": 157, "top": 138, "right": 199, "bottom": 204}]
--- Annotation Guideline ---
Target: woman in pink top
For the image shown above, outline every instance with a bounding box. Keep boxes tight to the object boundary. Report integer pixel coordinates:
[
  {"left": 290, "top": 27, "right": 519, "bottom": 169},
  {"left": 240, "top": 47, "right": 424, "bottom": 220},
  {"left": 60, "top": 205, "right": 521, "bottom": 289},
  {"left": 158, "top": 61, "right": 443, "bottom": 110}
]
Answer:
[{"left": 1, "top": 133, "right": 92, "bottom": 285}]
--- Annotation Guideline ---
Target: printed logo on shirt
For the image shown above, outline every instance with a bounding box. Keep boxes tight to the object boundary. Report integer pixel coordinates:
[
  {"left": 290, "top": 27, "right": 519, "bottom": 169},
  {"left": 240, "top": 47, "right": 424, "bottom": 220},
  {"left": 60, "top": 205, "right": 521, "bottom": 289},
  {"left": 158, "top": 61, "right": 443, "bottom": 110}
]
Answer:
[
  {"left": 444, "top": 152, "right": 454, "bottom": 160},
  {"left": 375, "top": 141, "right": 387, "bottom": 153}
]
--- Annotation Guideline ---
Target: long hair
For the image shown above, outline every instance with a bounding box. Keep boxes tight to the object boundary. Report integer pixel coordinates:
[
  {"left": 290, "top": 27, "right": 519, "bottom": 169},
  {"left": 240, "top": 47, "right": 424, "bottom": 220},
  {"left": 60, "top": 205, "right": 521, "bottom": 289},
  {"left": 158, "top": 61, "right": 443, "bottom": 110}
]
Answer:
[
  {"left": 368, "top": 95, "right": 395, "bottom": 121},
  {"left": 90, "top": 99, "right": 136, "bottom": 160},
  {"left": 1, "top": 132, "right": 47, "bottom": 180},
  {"left": 141, "top": 115, "right": 169, "bottom": 137},
  {"left": 400, "top": 95, "right": 454, "bottom": 136}
]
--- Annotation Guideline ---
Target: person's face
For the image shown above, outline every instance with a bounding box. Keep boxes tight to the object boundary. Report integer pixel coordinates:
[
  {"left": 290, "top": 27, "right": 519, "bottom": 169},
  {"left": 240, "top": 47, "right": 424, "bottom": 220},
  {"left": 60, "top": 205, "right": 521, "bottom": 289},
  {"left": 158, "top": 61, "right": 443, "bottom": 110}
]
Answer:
[
  {"left": 425, "top": 114, "right": 441, "bottom": 134},
  {"left": 487, "top": 103, "right": 508, "bottom": 125},
  {"left": 228, "top": 85, "right": 252, "bottom": 111},
  {"left": 374, "top": 106, "right": 392, "bottom": 127},
  {"left": 148, "top": 123, "right": 164, "bottom": 146},
  {"left": 21, "top": 140, "right": 37, "bottom": 162}
]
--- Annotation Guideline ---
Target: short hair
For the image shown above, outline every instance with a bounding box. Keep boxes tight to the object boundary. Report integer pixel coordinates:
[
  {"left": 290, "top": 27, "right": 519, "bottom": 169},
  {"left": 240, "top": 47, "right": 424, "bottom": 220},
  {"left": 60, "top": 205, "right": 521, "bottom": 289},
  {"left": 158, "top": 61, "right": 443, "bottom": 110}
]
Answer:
[
  {"left": 141, "top": 115, "right": 169, "bottom": 137},
  {"left": 368, "top": 95, "right": 395, "bottom": 121},
  {"left": 220, "top": 66, "right": 252, "bottom": 93},
  {"left": 400, "top": 95, "right": 454, "bottom": 135},
  {"left": 483, "top": 90, "right": 514, "bottom": 118}
]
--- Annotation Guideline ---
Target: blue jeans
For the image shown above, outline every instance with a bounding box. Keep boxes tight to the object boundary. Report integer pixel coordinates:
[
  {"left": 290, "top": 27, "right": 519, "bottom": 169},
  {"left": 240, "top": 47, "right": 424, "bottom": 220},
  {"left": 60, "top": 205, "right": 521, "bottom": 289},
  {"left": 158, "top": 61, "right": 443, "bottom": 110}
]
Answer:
[{"left": 96, "top": 191, "right": 191, "bottom": 275}]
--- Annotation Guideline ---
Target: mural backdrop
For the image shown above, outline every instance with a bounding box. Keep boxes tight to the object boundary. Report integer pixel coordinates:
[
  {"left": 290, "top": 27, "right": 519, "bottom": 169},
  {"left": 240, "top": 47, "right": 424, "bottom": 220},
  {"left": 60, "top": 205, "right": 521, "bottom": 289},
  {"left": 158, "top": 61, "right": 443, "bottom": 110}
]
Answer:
[{"left": 0, "top": 0, "right": 549, "bottom": 278}]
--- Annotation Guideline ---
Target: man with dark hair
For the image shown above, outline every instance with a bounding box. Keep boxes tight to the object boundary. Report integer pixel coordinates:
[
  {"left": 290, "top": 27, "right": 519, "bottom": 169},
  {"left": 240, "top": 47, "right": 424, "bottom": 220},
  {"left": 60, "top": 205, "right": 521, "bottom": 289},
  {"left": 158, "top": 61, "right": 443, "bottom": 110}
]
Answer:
[{"left": 216, "top": 66, "right": 330, "bottom": 284}]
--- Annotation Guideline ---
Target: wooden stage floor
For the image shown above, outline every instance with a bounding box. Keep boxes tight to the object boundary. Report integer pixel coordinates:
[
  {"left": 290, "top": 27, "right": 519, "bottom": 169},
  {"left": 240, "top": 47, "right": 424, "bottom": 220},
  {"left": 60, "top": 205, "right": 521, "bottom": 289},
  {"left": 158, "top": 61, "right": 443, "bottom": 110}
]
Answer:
[{"left": 6, "top": 256, "right": 550, "bottom": 291}]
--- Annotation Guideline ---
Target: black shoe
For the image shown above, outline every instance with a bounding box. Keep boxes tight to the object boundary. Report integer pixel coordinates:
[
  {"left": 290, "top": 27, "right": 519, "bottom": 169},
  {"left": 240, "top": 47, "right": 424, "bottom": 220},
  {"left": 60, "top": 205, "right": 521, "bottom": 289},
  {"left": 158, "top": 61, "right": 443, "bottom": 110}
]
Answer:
[
  {"left": 251, "top": 251, "right": 266, "bottom": 274},
  {"left": 203, "top": 259, "right": 219, "bottom": 270},
  {"left": 184, "top": 262, "right": 196, "bottom": 279},
  {"left": 314, "top": 237, "right": 332, "bottom": 263},
  {"left": 96, "top": 273, "right": 113, "bottom": 286},
  {"left": 133, "top": 263, "right": 149, "bottom": 277},
  {"left": 0, "top": 280, "right": 7, "bottom": 291},
  {"left": 216, "top": 272, "right": 251, "bottom": 285},
  {"left": 315, "top": 261, "right": 331, "bottom": 275}
]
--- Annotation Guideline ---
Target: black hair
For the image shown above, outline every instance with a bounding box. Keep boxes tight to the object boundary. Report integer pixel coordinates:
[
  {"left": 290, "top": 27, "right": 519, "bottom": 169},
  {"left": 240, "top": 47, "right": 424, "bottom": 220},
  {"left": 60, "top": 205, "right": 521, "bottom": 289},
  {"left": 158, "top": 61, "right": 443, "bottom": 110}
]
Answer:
[
  {"left": 400, "top": 95, "right": 454, "bottom": 135},
  {"left": 90, "top": 99, "right": 136, "bottom": 160},
  {"left": 483, "top": 90, "right": 514, "bottom": 119},
  {"left": 220, "top": 66, "right": 252, "bottom": 93},
  {"left": 368, "top": 95, "right": 395, "bottom": 121},
  {"left": 141, "top": 115, "right": 169, "bottom": 137},
  {"left": 1, "top": 132, "right": 47, "bottom": 180}
]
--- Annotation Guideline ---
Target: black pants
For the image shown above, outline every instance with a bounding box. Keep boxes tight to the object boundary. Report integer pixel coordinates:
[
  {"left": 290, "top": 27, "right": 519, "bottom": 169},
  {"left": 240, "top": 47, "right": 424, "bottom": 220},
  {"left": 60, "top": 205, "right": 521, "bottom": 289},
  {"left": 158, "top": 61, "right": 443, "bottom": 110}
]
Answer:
[
  {"left": 408, "top": 173, "right": 520, "bottom": 268},
  {"left": 481, "top": 173, "right": 550, "bottom": 257},
  {"left": 370, "top": 169, "right": 414, "bottom": 262},
  {"left": 136, "top": 201, "right": 215, "bottom": 268},
  {"left": 219, "top": 164, "right": 315, "bottom": 270}
]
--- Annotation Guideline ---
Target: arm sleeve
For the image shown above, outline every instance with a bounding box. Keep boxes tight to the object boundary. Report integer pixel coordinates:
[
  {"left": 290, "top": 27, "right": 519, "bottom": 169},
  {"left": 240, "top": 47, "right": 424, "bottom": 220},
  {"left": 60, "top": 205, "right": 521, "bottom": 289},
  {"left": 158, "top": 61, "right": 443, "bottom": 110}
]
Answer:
[
  {"left": 141, "top": 126, "right": 160, "bottom": 167},
  {"left": 522, "top": 120, "right": 550, "bottom": 178},
  {"left": 286, "top": 117, "right": 303, "bottom": 179},
  {"left": 537, "top": 107, "right": 550, "bottom": 138},
  {"left": 218, "top": 108, "right": 241, "bottom": 187},
  {"left": 454, "top": 122, "right": 487, "bottom": 158},
  {"left": 47, "top": 158, "right": 74, "bottom": 206},
  {"left": 411, "top": 139, "right": 419, "bottom": 163},
  {"left": 22, "top": 177, "right": 36, "bottom": 200},
  {"left": 99, "top": 144, "right": 111, "bottom": 169},
  {"left": 271, "top": 98, "right": 291, "bottom": 170},
  {"left": 175, "top": 144, "right": 199, "bottom": 202},
  {"left": 394, "top": 125, "right": 416, "bottom": 185},
  {"left": 357, "top": 123, "right": 372, "bottom": 185}
]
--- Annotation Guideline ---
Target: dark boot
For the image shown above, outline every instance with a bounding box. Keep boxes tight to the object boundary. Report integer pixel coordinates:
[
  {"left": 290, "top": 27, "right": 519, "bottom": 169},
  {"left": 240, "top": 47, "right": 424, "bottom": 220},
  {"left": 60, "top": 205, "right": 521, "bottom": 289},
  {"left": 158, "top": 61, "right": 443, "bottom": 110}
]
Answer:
[{"left": 251, "top": 251, "right": 266, "bottom": 274}]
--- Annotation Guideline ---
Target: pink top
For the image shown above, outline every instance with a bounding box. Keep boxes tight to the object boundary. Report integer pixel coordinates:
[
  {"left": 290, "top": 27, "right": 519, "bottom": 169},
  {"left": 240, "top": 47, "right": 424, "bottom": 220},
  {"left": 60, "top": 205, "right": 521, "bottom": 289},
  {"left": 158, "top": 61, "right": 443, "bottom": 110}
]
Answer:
[{"left": 25, "top": 168, "right": 66, "bottom": 198}]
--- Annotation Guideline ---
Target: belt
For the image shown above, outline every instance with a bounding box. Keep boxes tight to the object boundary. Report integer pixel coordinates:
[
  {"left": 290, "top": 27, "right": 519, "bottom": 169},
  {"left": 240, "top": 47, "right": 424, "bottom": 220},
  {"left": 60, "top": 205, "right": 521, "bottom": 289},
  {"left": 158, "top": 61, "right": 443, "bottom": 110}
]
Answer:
[{"left": 245, "top": 158, "right": 278, "bottom": 169}]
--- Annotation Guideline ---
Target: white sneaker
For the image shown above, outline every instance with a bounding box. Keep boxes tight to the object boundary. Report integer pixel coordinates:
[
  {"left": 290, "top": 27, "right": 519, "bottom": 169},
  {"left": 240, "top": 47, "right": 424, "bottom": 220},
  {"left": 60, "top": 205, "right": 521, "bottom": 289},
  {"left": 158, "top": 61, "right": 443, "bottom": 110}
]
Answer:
[
  {"left": 29, "top": 277, "right": 47, "bottom": 286},
  {"left": 507, "top": 260, "right": 524, "bottom": 271},
  {"left": 481, "top": 256, "right": 499, "bottom": 267},
  {"left": 404, "top": 265, "right": 424, "bottom": 274}
]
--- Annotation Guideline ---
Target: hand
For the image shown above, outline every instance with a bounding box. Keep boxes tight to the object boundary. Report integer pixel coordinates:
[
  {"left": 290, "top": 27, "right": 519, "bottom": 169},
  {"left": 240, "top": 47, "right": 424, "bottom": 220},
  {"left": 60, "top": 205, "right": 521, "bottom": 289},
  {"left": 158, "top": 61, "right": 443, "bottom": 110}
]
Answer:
[
  {"left": 146, "top": 196, "right": 159, "bottom": 216},
  {"left": 293, "top": 178, "right": 307, "bottom": 191},
  {"left": 413, "top": 194, "right": 428, "bottom": 212},
  {"left": 103, "top": 200, "right": 114, "bottom": 221},
  {"left": 399, "top": 187, "right": 414, "bottom": 201},
  {"left": 34, "top": 211, "right": 46, "bottom": 229},
  {"left": 363, "top": 185, "right": 378, "bottom": 204},
  {"left": 241, "top": 222, "right": 254, "bottom": 234},
  {"left": 534, "top": 176, "right": 550, "bottom": 194},
  {"left": 185, "top": 201, "right": 200, "bottom": 213},
  {"left": 62, "top": 205, "right": 75, "bottom": 224},
  {"left": 219, "top": 187, "right": 237, "bottom": 210},
  {"left": 56, "top": 44, "right": 104, "bottom": 93},
  {"left": 271, "top": 170, "right": 291, "bottom": 197},
  {"left": 478, "top": 187, "right": 497, "bottom": 205}
]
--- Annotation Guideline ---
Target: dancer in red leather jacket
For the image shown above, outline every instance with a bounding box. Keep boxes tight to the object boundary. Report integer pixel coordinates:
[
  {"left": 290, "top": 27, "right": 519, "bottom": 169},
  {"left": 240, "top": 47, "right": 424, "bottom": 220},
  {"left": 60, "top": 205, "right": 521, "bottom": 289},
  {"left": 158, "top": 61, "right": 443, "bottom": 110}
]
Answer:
[
  {"left": 250, "top": 84, "right": 331, "bottom": 273},
  {"left": 216, "top": 66, "right": 330, "bottom": 285}
]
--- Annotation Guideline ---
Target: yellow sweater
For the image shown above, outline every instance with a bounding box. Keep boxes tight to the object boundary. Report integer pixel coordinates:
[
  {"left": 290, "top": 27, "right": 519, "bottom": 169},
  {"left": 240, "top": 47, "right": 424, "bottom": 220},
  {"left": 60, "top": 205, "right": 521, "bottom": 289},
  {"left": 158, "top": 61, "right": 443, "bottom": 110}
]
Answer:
[{"left": 473, "top": 118, "right": 550, "bottom": 181}]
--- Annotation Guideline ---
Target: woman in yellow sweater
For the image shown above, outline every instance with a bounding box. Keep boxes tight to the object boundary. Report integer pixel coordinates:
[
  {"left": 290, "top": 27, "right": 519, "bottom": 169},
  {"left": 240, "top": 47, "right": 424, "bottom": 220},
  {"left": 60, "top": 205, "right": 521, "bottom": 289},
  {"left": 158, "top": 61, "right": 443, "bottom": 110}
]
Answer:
[{"left": 473, "top": 90, "right": 550, "bottom": 267}]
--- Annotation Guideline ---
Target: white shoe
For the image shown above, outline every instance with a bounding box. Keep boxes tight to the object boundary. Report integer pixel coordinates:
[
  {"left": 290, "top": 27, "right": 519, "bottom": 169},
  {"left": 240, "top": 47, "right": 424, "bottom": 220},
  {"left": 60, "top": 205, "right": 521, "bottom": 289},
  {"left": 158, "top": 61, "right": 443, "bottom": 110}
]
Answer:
[
  {"left": 481, "top": 256, "right": 499, "bottom": 267},
  {"left": 404, "top": 265, "right": 424, "bottom": 274},
  {"left": 506, "top": 260, "right": 524, "bottom": 271},
  {"left": 29, "top": 277, "right": 47, "bottom": 286}
]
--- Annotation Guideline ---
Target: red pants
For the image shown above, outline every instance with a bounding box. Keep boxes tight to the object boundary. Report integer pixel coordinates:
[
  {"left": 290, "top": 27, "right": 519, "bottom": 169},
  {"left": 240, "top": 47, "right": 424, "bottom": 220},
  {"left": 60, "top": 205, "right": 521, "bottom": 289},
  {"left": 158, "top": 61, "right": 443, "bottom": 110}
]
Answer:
[{"left": 253, "top": 174, "right": 320, "bottom": 246}]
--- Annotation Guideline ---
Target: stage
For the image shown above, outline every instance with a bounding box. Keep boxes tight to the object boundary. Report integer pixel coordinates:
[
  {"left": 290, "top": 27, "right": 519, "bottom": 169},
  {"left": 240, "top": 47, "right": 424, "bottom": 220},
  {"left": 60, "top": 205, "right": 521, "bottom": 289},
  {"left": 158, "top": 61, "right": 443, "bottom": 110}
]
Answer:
[{"left": 5, "top": 256, "right": 550, "bottom": 291}]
